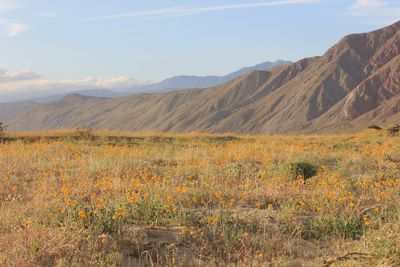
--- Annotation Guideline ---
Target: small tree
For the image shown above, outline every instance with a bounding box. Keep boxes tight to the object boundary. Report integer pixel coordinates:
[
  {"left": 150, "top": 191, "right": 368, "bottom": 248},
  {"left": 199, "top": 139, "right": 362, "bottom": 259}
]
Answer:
[
  {"left": 287, "top": 160, "right": 318, "bottom": 181},
  {"left": 0, "top": 122, "right": 6, "bottom": 138},
  {"left": 76, "top": 126, "right": 95, "bottom": 140},
  {"left": 387, "top": 125, "right": 400, "bottom": 136}
]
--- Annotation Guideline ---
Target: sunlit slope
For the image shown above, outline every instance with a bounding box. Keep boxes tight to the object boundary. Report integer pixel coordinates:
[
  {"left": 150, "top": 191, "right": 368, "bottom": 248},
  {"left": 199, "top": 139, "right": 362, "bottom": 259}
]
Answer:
[{"left": 5, "top": 21, "right": 400, "bottom": 133}]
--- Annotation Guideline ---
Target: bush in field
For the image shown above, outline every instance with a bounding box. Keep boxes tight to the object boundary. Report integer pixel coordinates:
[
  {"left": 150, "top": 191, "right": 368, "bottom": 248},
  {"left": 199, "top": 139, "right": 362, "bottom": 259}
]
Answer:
[
  {"left": 0, "top": 122, "right": 6, "bottom": 139},
  {"left": 387, "top": 125, "right": 400, "bottom": 136},
  {"left": 367, "top": 125, "right": 382, "bottom": 131},
  {"left": 287, "top": 161, "right": 318, "bottom": 180},
  {"left": 76, "top": 126, "right": 95, "bottom": 140}
]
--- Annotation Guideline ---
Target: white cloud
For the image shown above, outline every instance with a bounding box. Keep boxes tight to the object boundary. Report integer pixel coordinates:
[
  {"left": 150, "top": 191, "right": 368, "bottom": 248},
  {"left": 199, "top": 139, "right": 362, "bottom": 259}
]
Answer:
[
  {"left": 1, "top": 22, "right": 31, "bottom": 37},
  {"left": 0, "top": 68, "right": 41, "bottom": 82},
  {"left": 0, "top": 76, "right": 149, "bottom": 93},
  {"left": 350, "top": 0, "right": 388, "bottom": 10},
  {"left": 0, "top": 1, "right": 31, "bottom": 37},
  {"left": 0, "top": 67, "right": 151, "bottom": 101},
  {"left": 83, "top": 0, "right": 321, "bottom": 21},
  {"left": 28, "top": 76, "right": 148, "bottom": 92},
  {"left": 348, "top": 0, "right": 388, "bottom": 15},
  {"left": 346, "top": 0, "right": 400, "bottom": 21},
  {"left": 0, "top": 0, "right": 23, "bottom": 12}
]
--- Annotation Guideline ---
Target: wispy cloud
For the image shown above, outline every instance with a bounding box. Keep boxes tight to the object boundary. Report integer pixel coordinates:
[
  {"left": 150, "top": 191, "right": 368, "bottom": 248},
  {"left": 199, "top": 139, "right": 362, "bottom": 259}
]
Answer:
[
  {"left": 1, "top": 21, "right": 31, "bottom": 37},
  {"left": 0, "top": 1, "right": 31, "bottom": 37},
  {"left": 348, "top": 0, "right": 388, "bottom": 15},
  {"left": 346, "top": 0, "right": 400, "bottom": 23},
  {"left": 350, "top": 0, "right": 387, "bottom": 10},
  {"left": 0, "top": 0, "right": 24, "bottom": 12},
  {"left": 34, "top": 11, "right": 58, "bottom": 18},
  {"left": 82, "top": 0, "right": 321, "bottom": 22}
]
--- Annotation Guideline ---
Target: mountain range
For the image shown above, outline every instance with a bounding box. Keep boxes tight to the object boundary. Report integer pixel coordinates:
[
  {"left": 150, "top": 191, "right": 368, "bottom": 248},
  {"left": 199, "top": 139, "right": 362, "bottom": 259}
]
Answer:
[
  {"left": 1, "top": 21, "right": 399, "bottom": 134},
  {"left": 127, "top": 60, "right": 291, "bottom": 93},
  {"left": 6, "top": 60, "right": 290, "bottom": 104}
]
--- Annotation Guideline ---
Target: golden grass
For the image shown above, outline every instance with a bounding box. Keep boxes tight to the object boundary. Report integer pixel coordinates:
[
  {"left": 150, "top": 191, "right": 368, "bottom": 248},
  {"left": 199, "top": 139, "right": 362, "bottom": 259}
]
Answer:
[{"left": 0, "top": 129, "right": 399, "bottom": 266}]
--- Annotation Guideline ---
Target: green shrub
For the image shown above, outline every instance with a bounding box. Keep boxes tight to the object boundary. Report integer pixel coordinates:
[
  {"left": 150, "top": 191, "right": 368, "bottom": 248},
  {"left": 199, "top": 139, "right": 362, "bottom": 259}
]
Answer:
[
  {"left": 287, "top": 161, "right": 318, "bottom": 180},
  {"left": 134, "top": 198, "right": 167, "bottom": 225},
  {"left": 302, "top": 215, "right": 364, "bottom": 240}
]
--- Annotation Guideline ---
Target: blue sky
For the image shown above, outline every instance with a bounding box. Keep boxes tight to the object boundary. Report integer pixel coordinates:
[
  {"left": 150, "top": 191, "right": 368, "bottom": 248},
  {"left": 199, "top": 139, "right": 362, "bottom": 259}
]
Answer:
[{"left": 0, "top": 0, "right": 399, "bottom": 99}]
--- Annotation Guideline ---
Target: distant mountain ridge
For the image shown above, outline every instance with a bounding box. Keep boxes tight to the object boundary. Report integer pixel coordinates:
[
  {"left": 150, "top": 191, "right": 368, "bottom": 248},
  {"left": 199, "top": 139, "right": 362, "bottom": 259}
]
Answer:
[
  {"left": 5, "top": 60, "right": 290, "bottom": 104},
  {"left": 28, "top": 89, "right": 128, "bottom": 103},
  {"left": 2, "top": 21, "right": 400, "bottom": 134},
  {"left": 129, "top": 60, "right": 291, "bottom": 93}
]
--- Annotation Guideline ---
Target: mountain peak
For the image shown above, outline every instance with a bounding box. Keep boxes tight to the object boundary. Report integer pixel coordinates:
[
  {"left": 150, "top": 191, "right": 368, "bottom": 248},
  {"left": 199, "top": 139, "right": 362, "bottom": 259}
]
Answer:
[
  {"left": 388, "top": 19, "right": 400, "bottom": 28},
  {"left": 128, "top": 60, "right": 291, "bottom": 93},
  {"left": 61, "top": 93, "right": 90, "bottom": 102},
  {"left": 2, "top": 21, "right": 400, "bottom": 134}
]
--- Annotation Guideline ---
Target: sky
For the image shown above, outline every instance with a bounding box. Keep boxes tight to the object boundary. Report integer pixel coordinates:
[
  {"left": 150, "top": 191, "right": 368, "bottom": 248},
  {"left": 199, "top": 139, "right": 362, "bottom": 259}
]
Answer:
[{"left": 0, "top": 0, "right": 399, "bottom": 101}]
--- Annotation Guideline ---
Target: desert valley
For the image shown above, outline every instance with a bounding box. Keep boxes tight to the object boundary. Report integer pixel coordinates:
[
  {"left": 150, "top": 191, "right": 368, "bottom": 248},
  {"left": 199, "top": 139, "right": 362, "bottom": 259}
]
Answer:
[{"left": 0, "top": 2, "right": 399, "bottom": 266}]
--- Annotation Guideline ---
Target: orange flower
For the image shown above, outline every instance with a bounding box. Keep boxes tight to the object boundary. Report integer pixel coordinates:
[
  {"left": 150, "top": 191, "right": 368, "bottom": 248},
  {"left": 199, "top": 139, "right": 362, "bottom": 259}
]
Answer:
[
  {"left": 207, "top": 216, "right": 218, "bottom": 223},
  {"left": 363, "top": 216, "right": 370, "bottom": 226},
  {"left": 79, "top": 210, "right": 87, "bottom": 219},
  {"left": 181, "top": 228, "right": 187, "bottom": 235}
]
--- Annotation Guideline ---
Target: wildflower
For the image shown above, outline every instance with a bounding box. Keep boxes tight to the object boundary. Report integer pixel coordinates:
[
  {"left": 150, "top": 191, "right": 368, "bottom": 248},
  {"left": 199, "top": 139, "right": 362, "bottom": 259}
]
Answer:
[
  {"left": 181, "top": 228, "right": 187, "bottom": 235},
  {"left": 25, "top": 218, "right": 34, "bottom": 227},
  {"left": 128, "top": 193, "right": 137, "bottom": 204},
  {"left": 96, "top": 197, "right": 105, "bottom": 208},
  {"left": 61, "top": 185, "right": 70, "bottom": 196},
  {"left": 117, "top": 207, "right": 126, "bottom": 217},
  {"left": 66, "top": 198, "right": 73, "bottom": 205},
  {"left": 79, "top": 210, "right": 87, "bottom": 219},
  {"left": 363, "top": 216, "right": 370, "bottom": 226},
  {"left": 207, "top": 216, "right": 218, "bottom": 223},
  {"left": 177, "top": 186, "right": 188, "bottom": 193}
]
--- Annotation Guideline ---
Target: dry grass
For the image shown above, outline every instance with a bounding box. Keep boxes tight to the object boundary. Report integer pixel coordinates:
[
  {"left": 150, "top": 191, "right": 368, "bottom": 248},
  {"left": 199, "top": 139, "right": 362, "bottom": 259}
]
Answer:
[{"left": 0, "top": 129, "right": 399, "bottom": 266}]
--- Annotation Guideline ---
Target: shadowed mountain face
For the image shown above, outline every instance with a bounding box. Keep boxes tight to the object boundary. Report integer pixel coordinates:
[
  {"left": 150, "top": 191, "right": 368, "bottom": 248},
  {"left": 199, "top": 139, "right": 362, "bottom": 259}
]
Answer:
[
  {"left": 3, "top": 21, "right": 400, "bottom": 134},
  {"left": 0, "top": 101, "right": 39, "bottom": 121}
]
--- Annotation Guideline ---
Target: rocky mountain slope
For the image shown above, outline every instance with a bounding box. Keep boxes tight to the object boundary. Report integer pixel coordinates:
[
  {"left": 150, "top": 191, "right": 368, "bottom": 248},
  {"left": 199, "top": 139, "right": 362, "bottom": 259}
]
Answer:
[
  {"left": 0, "top": 101, "right": 38, "bottom": 121},
  {"left": 3, "top": 21, "right": 400, "bottom": 133}
]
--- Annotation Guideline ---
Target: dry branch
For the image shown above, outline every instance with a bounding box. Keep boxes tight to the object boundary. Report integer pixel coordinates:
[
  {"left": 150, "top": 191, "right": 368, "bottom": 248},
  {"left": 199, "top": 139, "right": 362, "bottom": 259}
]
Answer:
[{"left": 323, "top": 252, "right": 374, "bottom": 266}]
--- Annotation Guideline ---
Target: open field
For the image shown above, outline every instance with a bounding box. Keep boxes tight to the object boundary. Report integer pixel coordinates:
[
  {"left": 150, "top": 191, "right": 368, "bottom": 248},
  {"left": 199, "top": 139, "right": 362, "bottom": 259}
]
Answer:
[{"left": 1, "top": 130, "right": 400, "bottom": 266}]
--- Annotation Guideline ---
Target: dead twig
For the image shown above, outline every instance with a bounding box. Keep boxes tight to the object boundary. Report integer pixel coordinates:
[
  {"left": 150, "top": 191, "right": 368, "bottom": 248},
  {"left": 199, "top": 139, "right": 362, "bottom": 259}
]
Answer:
[
  {"left": 358, "top": 204, "right": 386, "bottom": 222},
  {"left": 323, "top": 252, "right": 374, "bottom": 266}
]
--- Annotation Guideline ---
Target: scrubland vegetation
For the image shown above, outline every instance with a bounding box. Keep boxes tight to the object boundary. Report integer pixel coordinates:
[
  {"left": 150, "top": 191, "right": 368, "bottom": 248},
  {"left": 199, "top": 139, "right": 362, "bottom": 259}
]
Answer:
[{"left": 0, "top": 129, "right": 400, "bottom": 266}]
